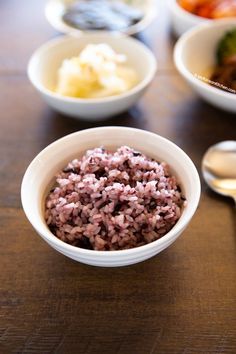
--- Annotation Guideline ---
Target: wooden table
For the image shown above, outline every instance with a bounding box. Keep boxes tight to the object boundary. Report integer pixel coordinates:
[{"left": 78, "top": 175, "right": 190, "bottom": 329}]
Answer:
[{"left": 1, "top": 1, "right": 236, "bottom": 353}]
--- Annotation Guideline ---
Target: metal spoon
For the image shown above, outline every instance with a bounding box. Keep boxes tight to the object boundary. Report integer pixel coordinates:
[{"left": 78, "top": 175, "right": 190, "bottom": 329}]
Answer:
[{"left": 202, "top": 141, "right": 236, "bottom": 205}]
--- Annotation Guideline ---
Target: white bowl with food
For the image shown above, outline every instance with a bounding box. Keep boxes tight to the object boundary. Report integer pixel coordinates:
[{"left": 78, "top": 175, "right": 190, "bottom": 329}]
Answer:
[
  {"left": 27, "top": 32, "right": 157, "bottom": 120},
  {"left": 45, "top": 0, "right": 156, "bottom": 36},
  {"left": 174, "top": 19, "right": 236, "bottom": 113},
  {"left": 169, "top": 0, "right": 208, "bottom": 37},
  {"left": 21, "top": 126, "right": 200, "bottom": 267},
  {"left": 169, "top": 0, "right": 236, "bottom": 37}
]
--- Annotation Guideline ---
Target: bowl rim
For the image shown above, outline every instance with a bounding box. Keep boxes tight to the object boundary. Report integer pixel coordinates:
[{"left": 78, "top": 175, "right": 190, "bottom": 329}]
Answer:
[
  {"left": 21, "top": 126, "right": 201, "bottom": 258},
  {"left": 174, "top": 18, "right": 236, "bottom": 100},
  {"left": 27, "top": 32, "right": 157, "bottom": 104},
  {"left": 45, "top": 0, "right": 157, "bottom": 37}
]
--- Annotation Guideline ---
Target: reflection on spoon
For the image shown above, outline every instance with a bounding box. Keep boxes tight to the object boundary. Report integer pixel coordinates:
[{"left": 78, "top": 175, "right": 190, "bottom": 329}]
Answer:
[{"left": 202, "top": 141, "right": 236, "bottom": 204}]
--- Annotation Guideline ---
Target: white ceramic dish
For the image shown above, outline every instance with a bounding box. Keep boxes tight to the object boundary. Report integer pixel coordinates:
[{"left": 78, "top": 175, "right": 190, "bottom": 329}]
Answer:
[
  {"left": 174, "top": 19, "right": 236, "bottom": 113},
  {"left": 27, "top": 33, "right": 157, "bottom": 120},
  {"left": 21, "top": 126, "right": 201, "bottom": 267},
  {"left": 45, "top": 0, "right": 156, "bottom": 36},
  {"left": 168, "top": 0, "right": 209, "bottom": 37}
]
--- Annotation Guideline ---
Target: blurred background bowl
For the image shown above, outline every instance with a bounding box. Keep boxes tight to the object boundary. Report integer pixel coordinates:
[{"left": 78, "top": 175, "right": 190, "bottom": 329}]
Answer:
[
  {"left": 27, "top": 32, "right": 157, "bottom": 120},
  {"left": 45, "top": 0, "right": 157, "bottom": 36},
  {"left": 168, "top": 0, "right": 209, "bottom": 37},
  {"left": 174, "top": 19, "right": 236, "bottom": 113},
  {"left": 21, "top": 126, "right": 200, "bottom": 267}
]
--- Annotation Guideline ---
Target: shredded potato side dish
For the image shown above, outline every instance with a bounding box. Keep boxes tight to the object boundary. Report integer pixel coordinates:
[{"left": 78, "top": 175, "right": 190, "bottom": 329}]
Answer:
[{"left": 55, "top": 43, "right": 138, "bottom": 99}]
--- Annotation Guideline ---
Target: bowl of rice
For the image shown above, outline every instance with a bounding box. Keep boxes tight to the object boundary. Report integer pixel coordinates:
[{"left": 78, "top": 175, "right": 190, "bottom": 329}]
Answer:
[{"left": 21, "top": 127, "right": 200, "bottom": 267}]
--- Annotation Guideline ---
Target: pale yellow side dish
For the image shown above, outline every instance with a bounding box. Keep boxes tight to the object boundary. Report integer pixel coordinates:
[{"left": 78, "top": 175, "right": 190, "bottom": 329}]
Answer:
[{"left": 55, "top": 43, "right": 138, "bottom": 99}]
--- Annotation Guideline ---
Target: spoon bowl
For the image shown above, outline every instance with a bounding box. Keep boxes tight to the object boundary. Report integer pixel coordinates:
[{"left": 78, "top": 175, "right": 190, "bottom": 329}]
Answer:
[{"left": 202, "top": 141, "right": 236, "bottom": 204}]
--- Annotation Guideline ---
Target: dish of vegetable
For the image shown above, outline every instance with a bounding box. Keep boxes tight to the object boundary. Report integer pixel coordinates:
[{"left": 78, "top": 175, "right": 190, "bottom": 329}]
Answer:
[
  {"left": 45, "top": 0, "right": 155, "bottom": 36},
  {"left": 210, "top": 28, "right": 236, "bottom": 93},
  {"left": 178, "top": 0, "right": 236, "bottom": 19},
  {"left": 62, "top": 0, "right": 143, "bottom": 31}
]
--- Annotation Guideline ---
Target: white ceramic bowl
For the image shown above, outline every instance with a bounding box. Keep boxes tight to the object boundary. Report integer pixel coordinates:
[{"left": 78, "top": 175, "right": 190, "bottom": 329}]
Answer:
[
  {"left": 45, "top": 0, "right": 156, "bottom": 36},
  {"left": 168, "top": 0, "right": 209, "bottom": 37},
  {"left": 27, "top": 33, "right": 157, "bottom": 120},
  {"left": 21, "top": 127, "right": 200, "bottom": 267},
  {"left": 174, "top": 19, "right": 236, "bottom": 113}
]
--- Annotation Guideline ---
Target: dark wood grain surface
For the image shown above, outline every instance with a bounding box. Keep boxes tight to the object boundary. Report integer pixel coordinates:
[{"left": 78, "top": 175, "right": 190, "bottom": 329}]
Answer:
[{"left": 1, "top": 1, "right": 236, "bottom": 353}]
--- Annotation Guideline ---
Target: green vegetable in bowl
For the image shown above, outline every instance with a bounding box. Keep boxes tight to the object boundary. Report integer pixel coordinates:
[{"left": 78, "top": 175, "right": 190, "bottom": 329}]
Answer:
[{"left": 217, "top": 29, "right": 236, "bottom": 65}]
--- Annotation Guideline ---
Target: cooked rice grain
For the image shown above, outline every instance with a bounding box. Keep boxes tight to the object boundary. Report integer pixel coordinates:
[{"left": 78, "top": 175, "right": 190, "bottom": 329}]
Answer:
[{"left": 45, "top": 146, "right": 186, "bottom": 250}]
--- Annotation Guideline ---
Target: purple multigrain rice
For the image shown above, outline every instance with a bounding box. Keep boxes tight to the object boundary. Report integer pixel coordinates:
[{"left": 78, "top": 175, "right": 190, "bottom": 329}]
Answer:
[{"left": 45, "top": 146, "right": 186, "bottom": 251}]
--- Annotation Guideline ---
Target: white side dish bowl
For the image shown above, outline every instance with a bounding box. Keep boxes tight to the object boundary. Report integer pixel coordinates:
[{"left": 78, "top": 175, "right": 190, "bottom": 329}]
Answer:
[
  {"left": 45, "top": 0, "right": 156, "bottom": 36},
  {"left": 21, "top": 127, "right": 201, "bottom": 267},
  {"left": 168, "top": 0, "right": 209, "bottom": 37},
  {"left": 174, "top": 19, "right": 236, "bottom": 113},
  {"left": 28, "top": 33, "right": 157, "bottom": 120}
]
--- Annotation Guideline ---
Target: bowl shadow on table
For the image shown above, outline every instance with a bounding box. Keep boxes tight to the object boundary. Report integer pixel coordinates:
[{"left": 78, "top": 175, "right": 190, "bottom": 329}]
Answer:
[
  {"left": 43, "top": 104, "right": 149, "bottom": 144},
  {"left": 168, "top": 27, "right": 179, "bottom": 43},
  {"left": 49, "top": 242, "right": 185, "bottom": 317},
  {"left": 133, "top": 32, "right": 153, "bottom": 50}
]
